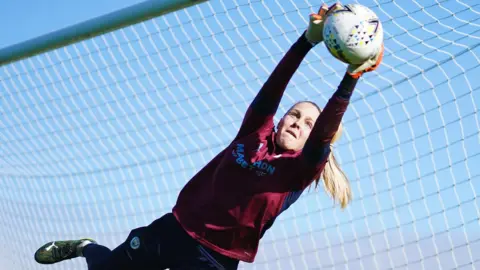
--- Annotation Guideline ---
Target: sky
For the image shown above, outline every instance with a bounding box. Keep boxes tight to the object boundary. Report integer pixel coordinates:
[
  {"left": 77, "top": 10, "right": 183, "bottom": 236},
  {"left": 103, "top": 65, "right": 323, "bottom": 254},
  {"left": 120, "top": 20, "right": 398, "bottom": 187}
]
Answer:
[
  {"left": 0, "top": 0, "right": 146, "bottom": 48},
  {"left": 0, "top": 0, "right": 479, "bottom": 269}
]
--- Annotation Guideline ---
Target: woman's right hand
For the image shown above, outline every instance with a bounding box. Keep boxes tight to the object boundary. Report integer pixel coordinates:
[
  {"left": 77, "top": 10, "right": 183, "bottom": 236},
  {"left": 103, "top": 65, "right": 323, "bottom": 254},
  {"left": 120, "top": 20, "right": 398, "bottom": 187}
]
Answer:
[{"left": 305, "top": 2, "right": 343, "bottom": 45}]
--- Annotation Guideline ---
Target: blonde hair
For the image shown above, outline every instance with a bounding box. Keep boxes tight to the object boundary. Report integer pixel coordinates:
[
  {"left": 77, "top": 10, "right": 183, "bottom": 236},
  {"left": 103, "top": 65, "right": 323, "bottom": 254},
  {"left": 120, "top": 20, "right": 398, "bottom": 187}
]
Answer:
[
  {"left": 316, "top": 123, "right": 352, "bottom": 209},
  {"left": 293, "top": 101, "right": 352, "bottom": 208}
]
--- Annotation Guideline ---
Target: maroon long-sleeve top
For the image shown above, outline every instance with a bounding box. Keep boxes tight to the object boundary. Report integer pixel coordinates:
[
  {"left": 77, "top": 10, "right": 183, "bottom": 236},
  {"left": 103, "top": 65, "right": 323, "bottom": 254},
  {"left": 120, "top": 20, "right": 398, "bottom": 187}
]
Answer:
[{"left": 173, "top": 33, "right": 358, "bottom": 263}]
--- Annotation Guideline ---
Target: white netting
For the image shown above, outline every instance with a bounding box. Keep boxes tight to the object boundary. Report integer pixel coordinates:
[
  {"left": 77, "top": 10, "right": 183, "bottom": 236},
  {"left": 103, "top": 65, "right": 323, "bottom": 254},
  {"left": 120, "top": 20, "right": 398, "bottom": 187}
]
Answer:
[{"left": 1, "top": 0, "right": 479, "bottom": 269}]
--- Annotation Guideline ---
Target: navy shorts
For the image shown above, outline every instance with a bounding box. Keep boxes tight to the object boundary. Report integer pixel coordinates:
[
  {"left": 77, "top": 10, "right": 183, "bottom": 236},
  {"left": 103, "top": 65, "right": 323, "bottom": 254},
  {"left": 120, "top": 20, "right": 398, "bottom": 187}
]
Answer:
[{"left": 120, "top": 213, "right": 239, "bottom": 270}]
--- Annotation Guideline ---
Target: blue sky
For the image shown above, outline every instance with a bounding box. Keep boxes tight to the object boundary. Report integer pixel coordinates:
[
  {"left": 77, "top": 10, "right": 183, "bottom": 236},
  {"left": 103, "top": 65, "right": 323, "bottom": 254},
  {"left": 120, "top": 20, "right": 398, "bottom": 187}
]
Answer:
[
  {"left": 0, "top": 0, "right": 146, "bottom": 48},
  {"left": 0, "top": 0, "right": 479, "bottom": 269}
]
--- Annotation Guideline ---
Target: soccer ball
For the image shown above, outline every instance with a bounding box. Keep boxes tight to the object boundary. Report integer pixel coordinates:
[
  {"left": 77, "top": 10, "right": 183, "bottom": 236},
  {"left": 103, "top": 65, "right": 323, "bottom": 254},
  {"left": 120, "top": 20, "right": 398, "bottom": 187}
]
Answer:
[{"left": 322, "top": 4, "right": 383, "bottom": 64}]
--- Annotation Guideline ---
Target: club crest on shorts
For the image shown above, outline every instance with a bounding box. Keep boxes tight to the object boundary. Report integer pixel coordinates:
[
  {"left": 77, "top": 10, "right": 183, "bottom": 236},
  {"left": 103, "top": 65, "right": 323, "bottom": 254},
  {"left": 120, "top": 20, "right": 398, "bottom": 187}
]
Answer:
[{"left": 130, "top": 236, "right": 141, "bottom": 250}]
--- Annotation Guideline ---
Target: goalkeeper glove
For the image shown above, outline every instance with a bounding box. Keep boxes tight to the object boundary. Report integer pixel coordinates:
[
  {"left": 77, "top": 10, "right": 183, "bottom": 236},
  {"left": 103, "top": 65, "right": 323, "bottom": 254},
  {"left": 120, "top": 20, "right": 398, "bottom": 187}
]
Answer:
[
  {"left": 306, "top": 3, "right": 342, "bottom": 46},
  {"left": 347, "top": 44, "right": 384, "bottom": 79}
]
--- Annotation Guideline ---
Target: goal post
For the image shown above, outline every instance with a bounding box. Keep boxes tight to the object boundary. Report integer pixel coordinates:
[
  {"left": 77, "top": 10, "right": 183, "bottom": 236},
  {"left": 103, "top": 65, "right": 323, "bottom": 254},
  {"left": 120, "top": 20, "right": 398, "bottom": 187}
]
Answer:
[{"left": 0, "top": 0, "right": 208, "bottom": 65}]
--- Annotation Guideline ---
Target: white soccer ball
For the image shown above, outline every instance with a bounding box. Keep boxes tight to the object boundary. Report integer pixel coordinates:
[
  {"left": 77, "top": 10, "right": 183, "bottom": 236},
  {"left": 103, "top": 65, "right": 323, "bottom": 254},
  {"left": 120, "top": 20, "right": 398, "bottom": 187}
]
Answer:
[{"left": 323, "top": 4, "right": 384, "bottom": 64}]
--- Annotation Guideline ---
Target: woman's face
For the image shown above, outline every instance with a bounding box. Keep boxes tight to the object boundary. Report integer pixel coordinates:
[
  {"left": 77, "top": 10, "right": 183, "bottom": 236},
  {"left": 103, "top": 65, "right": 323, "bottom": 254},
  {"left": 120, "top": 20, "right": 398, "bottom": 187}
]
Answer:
[{"left": 276, "top": 102, "right": 320, "bottom": 151}]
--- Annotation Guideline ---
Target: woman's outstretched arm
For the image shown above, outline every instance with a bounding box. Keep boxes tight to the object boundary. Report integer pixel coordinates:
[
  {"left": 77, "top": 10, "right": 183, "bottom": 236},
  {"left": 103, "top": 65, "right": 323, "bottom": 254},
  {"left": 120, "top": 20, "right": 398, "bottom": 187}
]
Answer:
[
  {"left": 302, "top": 46, "right": 384, "bottom": 165},
  {"left": 234, "top": 3, "right": 333, "bottom": 140},
  {"left": 234, "top": 32, "right": 314, "bottom": 140}
]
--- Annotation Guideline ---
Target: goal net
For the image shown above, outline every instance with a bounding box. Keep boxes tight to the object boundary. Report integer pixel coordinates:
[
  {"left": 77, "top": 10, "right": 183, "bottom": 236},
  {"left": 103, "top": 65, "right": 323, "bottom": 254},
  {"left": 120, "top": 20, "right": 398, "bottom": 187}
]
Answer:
[{"left": 1, "top": 0, "right": 479, "bottom": 269}]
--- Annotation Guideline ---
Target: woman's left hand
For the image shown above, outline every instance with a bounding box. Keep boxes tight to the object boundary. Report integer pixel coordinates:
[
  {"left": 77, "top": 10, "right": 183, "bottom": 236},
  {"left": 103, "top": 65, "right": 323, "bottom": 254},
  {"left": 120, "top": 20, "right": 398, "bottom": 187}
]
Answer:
[{"left": 347, "top": 44, "right": 384, "bottom": 79}]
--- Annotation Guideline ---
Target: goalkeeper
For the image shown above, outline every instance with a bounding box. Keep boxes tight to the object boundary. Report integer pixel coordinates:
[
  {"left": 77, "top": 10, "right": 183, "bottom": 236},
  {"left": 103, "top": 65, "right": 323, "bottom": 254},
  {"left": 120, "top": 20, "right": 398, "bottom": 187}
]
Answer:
[{"left": 34, "top": 2, "right": 383, "bottom": 269}]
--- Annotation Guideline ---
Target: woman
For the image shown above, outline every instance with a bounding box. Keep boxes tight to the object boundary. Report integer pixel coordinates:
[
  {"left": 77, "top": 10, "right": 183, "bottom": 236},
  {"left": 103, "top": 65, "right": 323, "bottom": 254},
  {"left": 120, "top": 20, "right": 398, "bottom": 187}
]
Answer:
[{"left": 34, "top": 3, "right": 383, "bottom": 269}]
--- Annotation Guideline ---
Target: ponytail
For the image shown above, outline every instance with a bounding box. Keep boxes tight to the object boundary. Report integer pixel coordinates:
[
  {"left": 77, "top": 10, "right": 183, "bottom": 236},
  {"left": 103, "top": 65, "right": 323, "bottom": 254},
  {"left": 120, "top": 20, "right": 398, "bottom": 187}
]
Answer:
[{"left": 314, "top": 124, "right": 352, "bottom": 208}]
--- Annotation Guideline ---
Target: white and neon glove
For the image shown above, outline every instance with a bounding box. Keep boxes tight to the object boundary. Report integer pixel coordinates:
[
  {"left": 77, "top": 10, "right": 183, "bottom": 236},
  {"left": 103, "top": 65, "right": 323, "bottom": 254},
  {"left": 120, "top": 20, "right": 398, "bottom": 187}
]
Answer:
[
  {"left": 305, "top": 3, "right": 343, "bottom": 46},
  {"left": 347, "top": 44, "right": 384, "bottom": 79}
]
